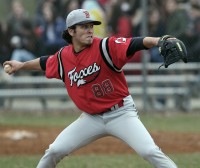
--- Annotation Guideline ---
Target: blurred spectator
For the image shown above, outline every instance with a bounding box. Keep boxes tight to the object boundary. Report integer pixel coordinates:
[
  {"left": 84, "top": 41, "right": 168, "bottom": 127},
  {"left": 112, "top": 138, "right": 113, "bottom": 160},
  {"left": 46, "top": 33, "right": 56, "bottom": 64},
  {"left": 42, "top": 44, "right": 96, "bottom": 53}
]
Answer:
[
  {"left": 108, "top": 0, "right": 132, "bottom": 37},
  {"left": 148, "top": 7, "right": 165, "bottom": 37},
  {"left": 35, "top": 0, "right": 62, "bottom": 18},
  {"left": 189, "top": 4, "right": 200, "bottom": 61},
  {"left": 0, "top": 22, "right": 11, "bottom": 65},
  {"left": 190, "top": 0, "right": 200, "bottom": 6},
  {"left": 34, "top": 1, "right": 66, "bottom": 55},
  {"left": 59, "top": 0, "right": 81, "bottom": 19},
  {"left": 7, "top": 0, "right": 29, "bottom": 36},
  {"left": 10, "top": 19, "right": 41, "bottom": 62},
  {"left": 0, "top": 22, "right": 11, "bottom": 106},
  {"left": 130, "top": 0, "right": 164, "bottom": 37},
  {"left": 180, "top": 3, "right": 200, "bottom": 62},
  {"left": 5, "top": 0, "right": 40, "bottom": 63},
  {"left": 97, "top": 0, "right": 110, "bottom": 10},
  {"left": 82, "top": 0, "right": 107, "bottom": 38},
  {"left": 163, "top": 0, "right": 189, "bottom": 38}
]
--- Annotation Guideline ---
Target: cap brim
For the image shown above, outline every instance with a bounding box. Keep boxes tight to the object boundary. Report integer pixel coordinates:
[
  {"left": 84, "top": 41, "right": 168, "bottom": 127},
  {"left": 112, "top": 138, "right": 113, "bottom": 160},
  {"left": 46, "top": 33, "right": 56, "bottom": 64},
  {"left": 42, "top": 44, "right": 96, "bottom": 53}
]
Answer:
[{"left": 76, "top": 20, "right": 101, "bottom": 25}]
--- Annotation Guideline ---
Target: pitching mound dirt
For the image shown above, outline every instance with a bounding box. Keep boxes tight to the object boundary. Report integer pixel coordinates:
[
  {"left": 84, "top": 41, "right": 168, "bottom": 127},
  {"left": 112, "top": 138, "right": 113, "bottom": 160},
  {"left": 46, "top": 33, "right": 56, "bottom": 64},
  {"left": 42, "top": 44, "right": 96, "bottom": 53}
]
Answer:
[{"left": 0, "top": 126, "right": 200, "bottom": 155}]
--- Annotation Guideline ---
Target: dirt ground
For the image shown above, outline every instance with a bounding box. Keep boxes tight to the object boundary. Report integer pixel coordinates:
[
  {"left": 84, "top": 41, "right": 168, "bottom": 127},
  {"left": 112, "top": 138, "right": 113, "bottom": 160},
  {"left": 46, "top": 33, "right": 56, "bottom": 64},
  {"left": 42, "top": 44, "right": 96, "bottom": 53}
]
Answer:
[{"left": 0, "top": 126, "right": 200, "bottom": 155}]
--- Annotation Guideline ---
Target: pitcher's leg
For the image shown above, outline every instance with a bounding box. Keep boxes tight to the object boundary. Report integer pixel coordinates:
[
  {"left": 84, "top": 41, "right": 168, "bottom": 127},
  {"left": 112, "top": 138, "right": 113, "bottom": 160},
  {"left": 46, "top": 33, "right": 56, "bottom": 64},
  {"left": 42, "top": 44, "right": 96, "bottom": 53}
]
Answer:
[
  {"left": 106, "top": 108, "right": 177, "bottom": 168},
  {"left": 37, "top": 113, "right": 105, "bottom": 168}
]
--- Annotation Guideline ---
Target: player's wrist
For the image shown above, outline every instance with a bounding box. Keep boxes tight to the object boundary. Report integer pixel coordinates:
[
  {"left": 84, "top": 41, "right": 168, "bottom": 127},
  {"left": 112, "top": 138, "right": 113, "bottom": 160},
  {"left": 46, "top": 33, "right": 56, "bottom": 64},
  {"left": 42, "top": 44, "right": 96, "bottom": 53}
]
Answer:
[{"left": 143, "top": 37, "right": 160, "bottom": 48}]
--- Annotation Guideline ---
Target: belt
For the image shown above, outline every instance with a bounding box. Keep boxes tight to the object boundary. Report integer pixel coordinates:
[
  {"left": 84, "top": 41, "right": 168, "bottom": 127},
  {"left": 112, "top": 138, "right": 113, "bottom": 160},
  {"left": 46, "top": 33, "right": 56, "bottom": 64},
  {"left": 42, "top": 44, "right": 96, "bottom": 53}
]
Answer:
[
  {"left": 100, "top": 99, "right": 124, "bottom": 114},
  {"left": 110, "top": 99, "right": 124, "bottom": 111}
]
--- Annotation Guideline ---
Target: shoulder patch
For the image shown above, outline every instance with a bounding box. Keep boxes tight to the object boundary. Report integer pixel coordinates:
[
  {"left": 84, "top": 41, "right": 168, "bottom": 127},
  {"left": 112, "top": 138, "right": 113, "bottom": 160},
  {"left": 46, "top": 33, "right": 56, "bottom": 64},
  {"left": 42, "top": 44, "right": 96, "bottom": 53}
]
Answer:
[{"left": 115, "top": 37, "right": 126, "bottom": 44}]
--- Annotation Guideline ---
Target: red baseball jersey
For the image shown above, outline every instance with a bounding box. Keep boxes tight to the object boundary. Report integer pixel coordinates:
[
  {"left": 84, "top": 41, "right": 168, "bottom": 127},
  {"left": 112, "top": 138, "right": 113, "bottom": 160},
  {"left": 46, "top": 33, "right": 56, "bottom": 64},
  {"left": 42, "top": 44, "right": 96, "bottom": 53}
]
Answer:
[{"left": 45, "top": 37, "right": 134, "bottom": 114}]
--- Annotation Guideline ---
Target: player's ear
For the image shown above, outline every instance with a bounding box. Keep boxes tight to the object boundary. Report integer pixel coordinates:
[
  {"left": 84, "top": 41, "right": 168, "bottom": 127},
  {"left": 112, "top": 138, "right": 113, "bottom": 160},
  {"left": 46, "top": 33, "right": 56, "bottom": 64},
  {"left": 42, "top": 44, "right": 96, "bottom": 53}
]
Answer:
[
  {"left": 62, "top": 29, "right": 73, "bottom": 44},
  {"left": 68, "top": 28, "right": 75, "bottom": 36}
]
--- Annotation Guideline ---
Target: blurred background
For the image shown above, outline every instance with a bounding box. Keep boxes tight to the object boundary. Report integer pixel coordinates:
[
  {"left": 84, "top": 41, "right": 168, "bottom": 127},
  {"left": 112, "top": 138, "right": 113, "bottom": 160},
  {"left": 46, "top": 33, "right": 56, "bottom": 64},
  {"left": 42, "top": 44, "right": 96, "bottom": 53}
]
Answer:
[
  {"left": 0, "top": 0, "right": 200, "bottom": 112},
  {"left": 0, "top": 1, "right": 200, "bottom": 168}
]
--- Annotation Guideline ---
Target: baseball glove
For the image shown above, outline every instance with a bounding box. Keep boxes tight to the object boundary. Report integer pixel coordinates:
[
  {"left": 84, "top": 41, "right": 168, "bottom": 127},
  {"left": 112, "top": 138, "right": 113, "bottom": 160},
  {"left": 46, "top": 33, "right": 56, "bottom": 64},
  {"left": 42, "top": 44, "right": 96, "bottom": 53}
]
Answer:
[{"left": 157, "top": 35, "right": 188, "bottom": 68}]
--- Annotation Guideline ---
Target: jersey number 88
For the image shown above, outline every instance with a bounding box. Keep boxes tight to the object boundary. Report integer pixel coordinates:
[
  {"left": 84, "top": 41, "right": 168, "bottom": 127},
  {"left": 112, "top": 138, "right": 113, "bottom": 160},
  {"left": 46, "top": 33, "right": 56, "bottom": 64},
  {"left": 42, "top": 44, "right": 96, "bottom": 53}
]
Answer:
[{"left": 92, "top": 79, "right": 114, "bottom": 98}]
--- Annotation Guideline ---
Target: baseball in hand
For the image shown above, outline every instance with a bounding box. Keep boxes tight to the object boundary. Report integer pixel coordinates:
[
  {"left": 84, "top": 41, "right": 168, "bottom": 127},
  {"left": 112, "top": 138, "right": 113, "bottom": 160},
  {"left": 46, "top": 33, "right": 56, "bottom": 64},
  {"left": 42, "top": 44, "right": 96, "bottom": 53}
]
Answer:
[{"left": 4, "top": 64, "right": 12, "bottom": 73}]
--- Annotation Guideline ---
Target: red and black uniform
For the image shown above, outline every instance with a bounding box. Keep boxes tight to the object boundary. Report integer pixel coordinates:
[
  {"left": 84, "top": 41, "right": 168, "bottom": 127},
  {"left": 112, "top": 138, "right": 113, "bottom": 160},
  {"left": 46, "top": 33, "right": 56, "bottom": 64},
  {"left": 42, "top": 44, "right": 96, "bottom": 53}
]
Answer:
[{"left": 40, "top": 37, "right": 147, "bottom": 114}]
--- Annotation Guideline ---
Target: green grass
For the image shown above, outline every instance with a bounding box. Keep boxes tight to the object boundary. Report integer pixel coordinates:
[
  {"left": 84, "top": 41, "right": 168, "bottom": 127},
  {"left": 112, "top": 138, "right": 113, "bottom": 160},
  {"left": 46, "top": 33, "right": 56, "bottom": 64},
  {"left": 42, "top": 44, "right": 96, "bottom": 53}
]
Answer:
[
  {"left": 0, "top": 111, "right": 200, "bottom": 132},
  {"left": 0, "top": 111, "right": 200, "bottom": 167},
  {"left": 0, "top": 111, "right": 78, "bottom": 127},
  {"left": 0, "top": 153, "right": 200, "bottom": 168},
  {"left": 140, "top": 112, "right": 200, "bottom": 132}
]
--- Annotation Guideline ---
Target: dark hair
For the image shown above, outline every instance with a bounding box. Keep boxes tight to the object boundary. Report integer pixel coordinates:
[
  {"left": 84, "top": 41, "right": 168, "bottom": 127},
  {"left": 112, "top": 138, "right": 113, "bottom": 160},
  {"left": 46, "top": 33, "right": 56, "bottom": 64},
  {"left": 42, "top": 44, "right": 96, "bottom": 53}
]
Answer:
[
  {"left": 62, "top": 25, "right": 76, "bottom": 44},
  {"left": 192, "top": 4, "right": 200, "bottom": 10}
]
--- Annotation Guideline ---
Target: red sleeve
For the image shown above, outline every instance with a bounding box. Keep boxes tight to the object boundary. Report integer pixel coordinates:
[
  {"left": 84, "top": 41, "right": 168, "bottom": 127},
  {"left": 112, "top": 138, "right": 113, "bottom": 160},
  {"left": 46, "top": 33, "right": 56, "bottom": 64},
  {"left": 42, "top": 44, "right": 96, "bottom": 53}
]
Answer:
[
  {"left": 45, "top": 52, "right": 61, "bottom": 79},
  {"left": 108, "top": 37, "right": 132, "bottom": 69}
]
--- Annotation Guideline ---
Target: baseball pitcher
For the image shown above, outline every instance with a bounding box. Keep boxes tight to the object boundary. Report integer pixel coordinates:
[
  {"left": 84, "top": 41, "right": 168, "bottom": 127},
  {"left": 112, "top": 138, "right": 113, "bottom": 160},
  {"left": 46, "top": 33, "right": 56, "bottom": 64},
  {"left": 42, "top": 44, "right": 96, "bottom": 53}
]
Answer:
[{"left": 4, "top": 9, "right": 187, "bottom": 168}]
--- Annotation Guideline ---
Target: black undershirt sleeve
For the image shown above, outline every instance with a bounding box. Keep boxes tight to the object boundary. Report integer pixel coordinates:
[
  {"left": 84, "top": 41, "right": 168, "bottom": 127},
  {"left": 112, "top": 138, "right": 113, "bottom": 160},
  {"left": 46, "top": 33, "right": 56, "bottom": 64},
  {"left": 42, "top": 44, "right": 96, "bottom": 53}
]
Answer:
[
  {"left": 40, "top": 55, "right": 50, "bottom": 71},
  {"left": 126, "top": 37, "right": 148, "bottom": 57},
  {"left": 40, "top": 38, "right": 147, "bottom": 70}
]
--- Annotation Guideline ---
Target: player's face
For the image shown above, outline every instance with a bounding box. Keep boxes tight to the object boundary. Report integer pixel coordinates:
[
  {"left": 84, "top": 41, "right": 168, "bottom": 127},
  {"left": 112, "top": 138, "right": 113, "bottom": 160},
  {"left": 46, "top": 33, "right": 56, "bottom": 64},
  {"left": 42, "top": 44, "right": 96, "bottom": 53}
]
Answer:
[{"left": 72, "top": 23, "right": 94, "bottom": 48}]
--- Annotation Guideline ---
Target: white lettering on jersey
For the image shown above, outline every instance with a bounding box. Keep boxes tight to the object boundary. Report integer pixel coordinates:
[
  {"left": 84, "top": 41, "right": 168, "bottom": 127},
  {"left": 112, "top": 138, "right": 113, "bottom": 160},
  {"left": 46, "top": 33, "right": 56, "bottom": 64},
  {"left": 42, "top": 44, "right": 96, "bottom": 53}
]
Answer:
[
  {"left": 68, "top": 63, "right": 101, "bottom": 87},
  {"left": 115, "top": 37, "right": 126, "bottom": 44}
]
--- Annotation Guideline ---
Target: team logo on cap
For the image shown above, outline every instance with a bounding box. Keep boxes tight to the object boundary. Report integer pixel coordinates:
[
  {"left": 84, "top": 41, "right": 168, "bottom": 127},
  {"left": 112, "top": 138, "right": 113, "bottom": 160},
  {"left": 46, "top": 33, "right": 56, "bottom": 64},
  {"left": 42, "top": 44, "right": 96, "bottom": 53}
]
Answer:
[{"left": 83, "top": 11, "right": 90, "bottom": 18}]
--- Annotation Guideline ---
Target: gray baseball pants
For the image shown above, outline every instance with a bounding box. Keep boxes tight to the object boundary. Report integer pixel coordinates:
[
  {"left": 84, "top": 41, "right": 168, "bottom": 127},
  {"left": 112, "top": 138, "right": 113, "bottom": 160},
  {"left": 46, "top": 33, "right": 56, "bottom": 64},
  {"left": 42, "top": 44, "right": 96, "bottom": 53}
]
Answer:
[{"left": 36, "top": 95, "right": 177, "bottom": 168}]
